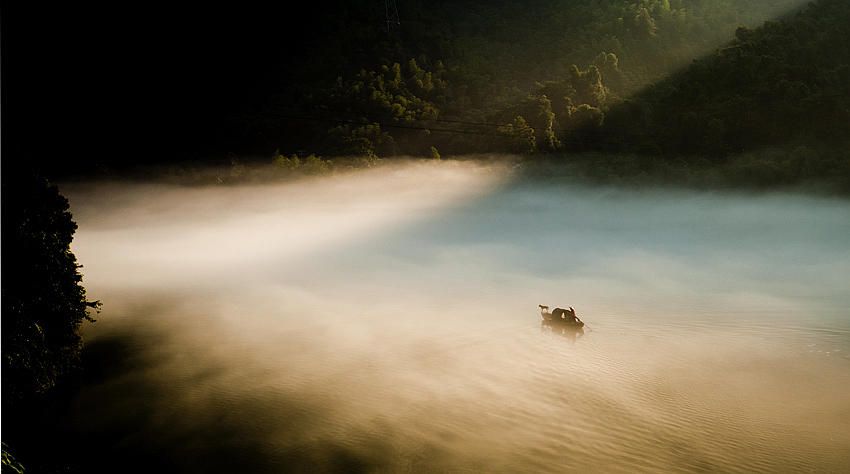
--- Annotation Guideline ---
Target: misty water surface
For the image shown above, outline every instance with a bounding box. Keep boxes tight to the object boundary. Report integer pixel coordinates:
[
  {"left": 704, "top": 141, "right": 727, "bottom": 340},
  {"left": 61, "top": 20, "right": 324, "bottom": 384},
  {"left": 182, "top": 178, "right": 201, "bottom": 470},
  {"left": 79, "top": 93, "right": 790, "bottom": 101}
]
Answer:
[{"left": 63, "top": 161, "right": 850, "bottom": 473}]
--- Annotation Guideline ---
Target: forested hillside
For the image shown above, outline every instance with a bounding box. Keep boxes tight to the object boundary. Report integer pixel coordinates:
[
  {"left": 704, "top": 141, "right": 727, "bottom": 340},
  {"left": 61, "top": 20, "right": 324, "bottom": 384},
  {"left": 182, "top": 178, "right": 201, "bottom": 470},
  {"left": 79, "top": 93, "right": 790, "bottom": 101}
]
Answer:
[
  {"left": 241, "top": 0, "right": 818, "bottom": 160},
  {"left": 601, "top": 0, "right": 850, "bottom": 152},
  {"left": 572, "top": 0, "right": 850, "bottom": 190},
  {"left": 10, "top": 0, "right": 848, "bottom": 191}
]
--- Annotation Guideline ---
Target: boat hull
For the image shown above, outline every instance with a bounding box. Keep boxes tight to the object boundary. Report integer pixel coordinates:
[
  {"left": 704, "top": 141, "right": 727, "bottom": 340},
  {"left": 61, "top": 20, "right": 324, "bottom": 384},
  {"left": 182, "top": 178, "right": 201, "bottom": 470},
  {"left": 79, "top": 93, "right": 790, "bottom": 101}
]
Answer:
[{"left": 541, "top": 316, "right": 584, "bottom": 328}]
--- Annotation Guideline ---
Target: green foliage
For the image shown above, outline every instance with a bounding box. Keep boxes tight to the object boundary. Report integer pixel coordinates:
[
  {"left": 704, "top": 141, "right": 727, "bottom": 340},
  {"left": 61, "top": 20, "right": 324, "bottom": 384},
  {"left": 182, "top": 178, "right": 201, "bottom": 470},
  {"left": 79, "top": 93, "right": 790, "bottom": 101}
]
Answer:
[
  {"left": 593, "top": 52, "right": 626, "bottom": 95},
  {"left": 599, "top": 0, "right": 850, "bottom": 161},
  {"left": 411, "top": 0, "right": 804, "bottom": 95},
  {"left": 272, "top": 149, "right": 301, "bottom": 169},
  {"left": 303, "top": 154, "right": 332, "bottom": 174},
  {"left": 316, "top": 61, "right": 444, "bottom": 158},
  {"left": 272, "top": 150, "right": 333, "bottom": 176},
  {"left": 499, "top": 116, "right": 537, "bottom": 154},
  {"left": 505, "top": 65, "right": 612, "bottom": 151},
  {"left": 1, "top": 443, "right": 25, "bottom": 474},
  {"left": 327, "top": 123, "right": 392, "bottom": 157},
  {"left": 230, "top": 0, "right": 846, "bottom": 191},
  {"left": 264, "top": 0, "right": 804, "bottom": 160},
  {"left": 2, "top": 168, "right": 100, "bottom": 403},
  {"left": 495, "top": 95, "right": 560, "bottom": 151}
]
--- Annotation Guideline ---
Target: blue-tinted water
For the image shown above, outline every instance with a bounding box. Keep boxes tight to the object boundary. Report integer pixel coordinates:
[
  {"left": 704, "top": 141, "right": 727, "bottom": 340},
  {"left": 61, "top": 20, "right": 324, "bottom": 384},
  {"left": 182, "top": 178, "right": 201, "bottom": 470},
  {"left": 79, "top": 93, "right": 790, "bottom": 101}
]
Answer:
[{"left": 65, "top": 161, "right": 850, "bottom": 473}]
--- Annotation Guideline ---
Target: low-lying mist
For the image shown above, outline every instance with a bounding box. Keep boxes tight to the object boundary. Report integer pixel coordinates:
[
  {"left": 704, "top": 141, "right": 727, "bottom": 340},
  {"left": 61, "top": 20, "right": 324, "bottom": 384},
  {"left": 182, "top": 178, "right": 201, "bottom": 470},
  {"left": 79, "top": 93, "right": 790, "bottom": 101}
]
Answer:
[{"left": 63, "top": 160, "right": 850, "bottom": 473}]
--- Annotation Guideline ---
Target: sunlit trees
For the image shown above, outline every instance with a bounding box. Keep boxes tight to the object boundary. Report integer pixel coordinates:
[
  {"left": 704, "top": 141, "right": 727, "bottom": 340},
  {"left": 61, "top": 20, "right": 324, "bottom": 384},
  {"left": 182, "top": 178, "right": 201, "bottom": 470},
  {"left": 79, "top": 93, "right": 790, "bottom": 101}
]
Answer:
[
  {"left": 503, "top": 64, "right": 612, "bottom": 151},
  {"left": 328, "top": 122, "right": 394, "bottom": 158},
  {"left": 599, "top": 0, "right": 850, "bottom": 159},
  {"left": 499, "top": 116, "right": 536, "bottom": 154},
  {"left": 568, "top": 65, "right": 606, "bottom": 109},
  {"left": 634, "top": 7, "right": 658, "bottom": 38},
  {"left": 246, "top": 0, "right": 848, "bottom": 188},
  {"left": 497, "top": 95, "right": 560, "bottom": 151},
  {"left": 318, "top": 61, "right": 444, "bottom": 158},
  {"left": 271, "top": 150, "right": 334, "bottom": 175},
  {"left": 593, "top": 52, "right": 626, "bottom": 95}
]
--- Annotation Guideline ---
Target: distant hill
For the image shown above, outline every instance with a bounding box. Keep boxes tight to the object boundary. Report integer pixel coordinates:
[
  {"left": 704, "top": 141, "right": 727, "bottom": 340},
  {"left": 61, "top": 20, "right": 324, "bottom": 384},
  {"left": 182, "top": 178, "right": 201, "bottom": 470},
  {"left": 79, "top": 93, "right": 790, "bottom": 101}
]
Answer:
[
  {"left": 601, "top": 0, "right": 850, "bottom": 157},
  {"left": 558, "top": 0, "right": 850, "bottom": 191}
]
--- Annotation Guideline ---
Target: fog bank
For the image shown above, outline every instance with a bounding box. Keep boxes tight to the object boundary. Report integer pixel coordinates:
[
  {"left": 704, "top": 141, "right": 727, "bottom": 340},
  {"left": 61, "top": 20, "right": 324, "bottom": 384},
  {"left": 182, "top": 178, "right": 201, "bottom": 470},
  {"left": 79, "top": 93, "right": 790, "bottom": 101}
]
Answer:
[{"left": 63, "top": 161, "right": 850, "bottom": 473}]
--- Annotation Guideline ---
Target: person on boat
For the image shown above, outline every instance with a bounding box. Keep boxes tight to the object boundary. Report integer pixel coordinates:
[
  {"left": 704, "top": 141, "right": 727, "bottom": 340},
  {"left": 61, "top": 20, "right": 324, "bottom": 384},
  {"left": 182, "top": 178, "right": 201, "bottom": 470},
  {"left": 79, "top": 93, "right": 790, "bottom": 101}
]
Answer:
[{"left": 568, "top": 307, "right": 579, "bottom": 324}]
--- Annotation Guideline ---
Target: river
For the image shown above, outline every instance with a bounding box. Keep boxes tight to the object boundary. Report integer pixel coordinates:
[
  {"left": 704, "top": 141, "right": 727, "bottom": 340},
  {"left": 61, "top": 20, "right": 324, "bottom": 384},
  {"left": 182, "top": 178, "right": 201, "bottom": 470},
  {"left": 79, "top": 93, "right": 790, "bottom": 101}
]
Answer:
[{"left": 63, "top": 160, "right": 850, "bottom": 473}]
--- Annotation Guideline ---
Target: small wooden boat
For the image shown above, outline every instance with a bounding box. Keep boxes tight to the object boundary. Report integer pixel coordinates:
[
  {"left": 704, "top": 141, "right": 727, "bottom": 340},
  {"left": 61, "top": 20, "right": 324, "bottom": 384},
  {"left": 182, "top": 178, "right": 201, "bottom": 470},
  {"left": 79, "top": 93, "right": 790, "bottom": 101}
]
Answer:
[
  {"left": 539, "top": 304, "right": 584, "bottom": 327},
  {"left": 540, "top": 304, "right": 586, "bottom": 341}
]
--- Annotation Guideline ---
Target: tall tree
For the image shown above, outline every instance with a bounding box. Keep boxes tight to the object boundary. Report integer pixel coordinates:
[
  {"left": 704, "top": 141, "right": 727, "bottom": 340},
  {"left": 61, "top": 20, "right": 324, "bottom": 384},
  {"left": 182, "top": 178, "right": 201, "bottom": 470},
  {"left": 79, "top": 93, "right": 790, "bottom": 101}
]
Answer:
[{"left": 2, "top": 168, "right": 100, "bottom": 403}]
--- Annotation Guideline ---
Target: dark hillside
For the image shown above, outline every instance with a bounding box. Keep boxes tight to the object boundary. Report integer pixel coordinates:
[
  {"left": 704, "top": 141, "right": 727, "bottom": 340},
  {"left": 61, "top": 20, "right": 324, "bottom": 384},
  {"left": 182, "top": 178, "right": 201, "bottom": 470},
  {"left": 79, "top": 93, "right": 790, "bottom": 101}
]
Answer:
[
  {"left": 564, "top": 0, "right": 850, "bottom": 191},
  {"left": 5, "top": 0, "right": 830, "bottom": 183},
  {"left": 242, "top": 0, "right": 814, "bottom": 162},
  {"left": 602, "top": 0, "right": 850, "bottom": 156}
]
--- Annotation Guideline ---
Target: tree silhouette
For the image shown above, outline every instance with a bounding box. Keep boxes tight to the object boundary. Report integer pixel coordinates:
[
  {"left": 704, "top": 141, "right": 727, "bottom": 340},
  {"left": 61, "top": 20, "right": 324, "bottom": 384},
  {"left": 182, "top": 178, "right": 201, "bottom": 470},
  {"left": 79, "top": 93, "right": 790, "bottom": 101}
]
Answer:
[{"left": 2, "top": 167, "right": 100, "bottom": 403}]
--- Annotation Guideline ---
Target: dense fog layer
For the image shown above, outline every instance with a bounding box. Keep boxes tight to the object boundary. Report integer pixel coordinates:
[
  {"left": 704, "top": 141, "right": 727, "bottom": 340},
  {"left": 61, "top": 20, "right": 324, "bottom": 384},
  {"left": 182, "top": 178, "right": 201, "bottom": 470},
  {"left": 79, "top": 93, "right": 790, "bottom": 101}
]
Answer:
[{"left": 63, "top": 161, "right": 850, "bottom": 473}]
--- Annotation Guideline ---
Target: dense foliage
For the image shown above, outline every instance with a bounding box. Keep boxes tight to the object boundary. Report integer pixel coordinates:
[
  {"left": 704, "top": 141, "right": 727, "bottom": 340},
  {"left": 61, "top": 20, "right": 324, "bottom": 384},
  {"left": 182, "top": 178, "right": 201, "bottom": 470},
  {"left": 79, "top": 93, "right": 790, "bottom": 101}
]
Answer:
[
  {"left": 259, "top": 0, "right": 845, "bottom": 191},
  {"left": 237, "top": 0, "right": 846, "bottom": 177},
  {"left": 11, "top": 0, "right": 848, "bottom": 192},
  {"left": 1, "top": 167, "right": 101, "bottom": 472},
  {"left": 581, "top": 0, "right": 850, "bottom": 190},
  {"left": 601, "top": 0, "right": 850, "bottom": 154},
  {"left": 2, "top": 169, "right": 100, "bottom": 403}
]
